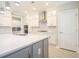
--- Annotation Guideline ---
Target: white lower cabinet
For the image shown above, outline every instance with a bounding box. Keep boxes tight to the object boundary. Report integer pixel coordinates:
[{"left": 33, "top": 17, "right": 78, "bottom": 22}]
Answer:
[{"left": 3, "top": 38, "right": 48, "bottom": 58}]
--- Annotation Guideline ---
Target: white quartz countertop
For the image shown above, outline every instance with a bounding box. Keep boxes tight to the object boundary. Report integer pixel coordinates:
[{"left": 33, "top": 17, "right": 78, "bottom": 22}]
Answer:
[{"left": 0, "top": 33, "right": 50, "bottom": 57}]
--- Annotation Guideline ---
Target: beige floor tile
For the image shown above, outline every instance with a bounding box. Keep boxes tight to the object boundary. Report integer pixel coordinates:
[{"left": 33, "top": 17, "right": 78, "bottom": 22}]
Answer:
[{"left": 49, "top": 44, "right": 79, "bottom": 58}]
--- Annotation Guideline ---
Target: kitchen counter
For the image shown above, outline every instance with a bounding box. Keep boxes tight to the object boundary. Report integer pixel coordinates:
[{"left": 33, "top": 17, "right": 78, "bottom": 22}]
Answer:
[{"left": 0, "top": 33, "right": 50, "bottom": 57}]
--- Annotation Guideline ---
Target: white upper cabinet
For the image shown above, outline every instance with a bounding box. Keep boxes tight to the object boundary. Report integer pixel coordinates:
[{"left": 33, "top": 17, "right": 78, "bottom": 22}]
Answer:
[
  {"left": 12, "top": 15, "right": 21, "bottom": 27},
  {"left": 27, "top": 12, "right": 39, "bottom": 27},
  {"left": 47, "top": 11, "right": 56, "bottom": 26},
  {"left": 0, "top": 11, "right": 12, "bottom": 26}
]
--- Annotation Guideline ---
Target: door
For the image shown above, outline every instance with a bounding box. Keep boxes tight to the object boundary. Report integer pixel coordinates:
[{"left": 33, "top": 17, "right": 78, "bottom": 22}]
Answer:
[
  {"left": 58, "top": 8, "right": 78, "bottom": 51},
  {"left": 33, "top": 41, "right": 43, "bottom": 58}
]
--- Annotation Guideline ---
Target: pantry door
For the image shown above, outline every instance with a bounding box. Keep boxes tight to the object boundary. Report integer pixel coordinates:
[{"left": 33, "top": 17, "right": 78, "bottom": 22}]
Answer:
[{"left": 58, "top": 8, "right": 78, "bottom": 51}]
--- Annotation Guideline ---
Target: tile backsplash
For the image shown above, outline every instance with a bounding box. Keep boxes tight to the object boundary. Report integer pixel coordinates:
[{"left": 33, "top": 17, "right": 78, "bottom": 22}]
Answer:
[{"left": 0, "top": 26, "right": 12, "bottom": 34}]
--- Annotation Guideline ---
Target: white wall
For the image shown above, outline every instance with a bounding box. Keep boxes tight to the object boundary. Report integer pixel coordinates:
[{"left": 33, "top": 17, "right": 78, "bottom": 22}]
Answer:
[
  {"left": 57, "top": 1, "right": 79, "bottom": 51},
  {"left": 57, "top": 2, "right": 79, "bottom": 11}
]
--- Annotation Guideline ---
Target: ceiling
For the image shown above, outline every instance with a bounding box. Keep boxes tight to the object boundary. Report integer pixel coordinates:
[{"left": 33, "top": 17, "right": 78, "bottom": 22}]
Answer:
[
  {"left": 10, "top": 1, "right": 70, "bottom": 13},
  {"left": 0, "top": 1, "right": 71, "bottom": 16}
]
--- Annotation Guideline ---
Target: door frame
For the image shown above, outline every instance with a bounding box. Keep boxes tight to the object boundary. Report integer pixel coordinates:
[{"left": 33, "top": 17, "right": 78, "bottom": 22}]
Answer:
[{"left": 57, "top": 8, "right": 79, "bottom": 51}]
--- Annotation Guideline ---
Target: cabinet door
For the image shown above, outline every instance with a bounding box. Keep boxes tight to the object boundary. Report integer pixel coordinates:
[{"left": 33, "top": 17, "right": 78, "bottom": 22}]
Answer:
[
  {"left": 33, "top": 41, "right": 43, "bottom": 58},
  {"left": 0, "top": 16, "right": 11, "bottom": 26},
  {"left": 27, "top": 12, "right": 39, "bottom": 27},
  {"left": 43, "top": 38, "right": 48, "bottom": 58},
  {"left": 5, "top": 47, "right": 31, "bottom": 58}
]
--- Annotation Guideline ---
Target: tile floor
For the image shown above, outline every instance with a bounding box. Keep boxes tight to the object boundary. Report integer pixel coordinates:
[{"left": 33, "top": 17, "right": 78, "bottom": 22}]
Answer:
[{"left": 49, "top": 44, "right": 79, "bottom": 58}]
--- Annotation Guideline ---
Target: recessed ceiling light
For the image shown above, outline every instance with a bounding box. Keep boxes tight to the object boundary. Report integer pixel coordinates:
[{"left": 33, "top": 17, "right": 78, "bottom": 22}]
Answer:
[
  {"left": 52, "top": 10, "right": 56, "bottom": 15},
  {"left": 25, "top": 11, "right": 28, "bottom": 13},
  {"left": 15, "top": 2, "right": 20, "bottom": 6},
  {"left": 46, "top": 3, "right": 49, "bottom": 6},
  {"left": 33, "top": 8, "right": 36, "bottom": 10},
  {"left": 6, "top": 7, "right": 10, "bottom": 10},
  {"left": 0, "top": 11, "right": 4, "bottom": 14},
  {"left": 5, "top": 1, "right": 10, "bottom": 9},
  {"left": 15, "top": 3, "right": 20, "bottom": 6},
  {"left": 36, "top": 15, "right": 38, "bottom": 18},
  {"left": 0, "top": 7, "right": 4, "bottom": 14},
  {"left": 48, "top": 14, "right": 51, "bottom": 16}
]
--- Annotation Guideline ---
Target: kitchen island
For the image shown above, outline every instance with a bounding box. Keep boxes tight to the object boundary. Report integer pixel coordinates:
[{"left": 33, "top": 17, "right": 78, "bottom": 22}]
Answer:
[{"left": 0, "top": 33, "right": 49, "bottom": 58}]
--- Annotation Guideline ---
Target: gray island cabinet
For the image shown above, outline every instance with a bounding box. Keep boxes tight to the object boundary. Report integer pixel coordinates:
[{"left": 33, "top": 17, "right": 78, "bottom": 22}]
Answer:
[{"left": 3, "top": 38, "right": 48, "bottom": 58}]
